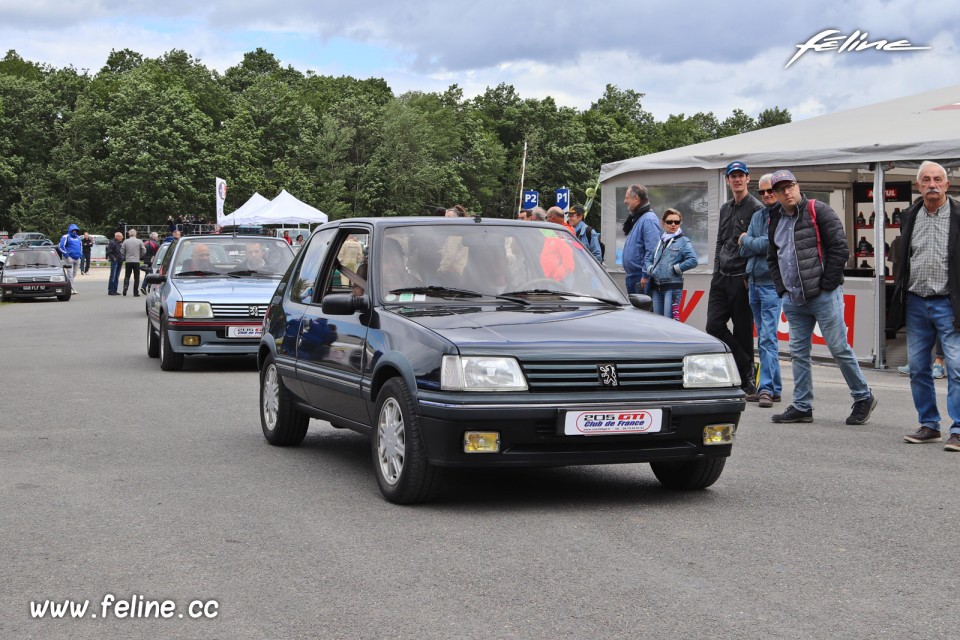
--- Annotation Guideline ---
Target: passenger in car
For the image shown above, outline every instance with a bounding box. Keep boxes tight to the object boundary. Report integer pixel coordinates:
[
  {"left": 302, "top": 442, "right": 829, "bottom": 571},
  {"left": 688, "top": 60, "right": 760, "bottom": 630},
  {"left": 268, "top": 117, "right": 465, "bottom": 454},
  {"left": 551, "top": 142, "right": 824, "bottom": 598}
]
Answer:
[{"left": 234, "top": 242, "right": 269, "bottom": 273}]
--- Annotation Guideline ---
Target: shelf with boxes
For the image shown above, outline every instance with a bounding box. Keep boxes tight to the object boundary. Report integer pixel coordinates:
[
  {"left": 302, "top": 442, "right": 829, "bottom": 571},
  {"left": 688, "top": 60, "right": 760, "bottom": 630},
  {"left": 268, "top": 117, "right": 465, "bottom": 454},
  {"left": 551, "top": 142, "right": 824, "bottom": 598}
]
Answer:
[{"left": 851, "top": 181, "right": 912, "bottom": 280}]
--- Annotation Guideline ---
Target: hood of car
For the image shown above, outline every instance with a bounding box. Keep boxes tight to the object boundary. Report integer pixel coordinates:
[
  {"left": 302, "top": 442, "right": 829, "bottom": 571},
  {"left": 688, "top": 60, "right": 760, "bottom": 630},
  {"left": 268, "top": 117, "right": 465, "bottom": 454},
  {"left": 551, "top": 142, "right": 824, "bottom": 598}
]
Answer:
[
  {"left": 171, "top": 276, "right": 281, "bottom": 302},
  {"left": 387, "top": 304, "right": 725, "bottom": 357}
]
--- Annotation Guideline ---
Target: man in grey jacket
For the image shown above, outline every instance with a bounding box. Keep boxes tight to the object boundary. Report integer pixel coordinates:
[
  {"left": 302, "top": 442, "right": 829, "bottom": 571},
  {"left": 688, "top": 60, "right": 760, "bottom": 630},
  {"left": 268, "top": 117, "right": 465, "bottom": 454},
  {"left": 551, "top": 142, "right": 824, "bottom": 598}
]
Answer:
[
  {"left": 121, "top": 228, "right": 145, "bottom": 297},
  {"left": 738, "top": 174, "right": 783, "bottom": 408}
]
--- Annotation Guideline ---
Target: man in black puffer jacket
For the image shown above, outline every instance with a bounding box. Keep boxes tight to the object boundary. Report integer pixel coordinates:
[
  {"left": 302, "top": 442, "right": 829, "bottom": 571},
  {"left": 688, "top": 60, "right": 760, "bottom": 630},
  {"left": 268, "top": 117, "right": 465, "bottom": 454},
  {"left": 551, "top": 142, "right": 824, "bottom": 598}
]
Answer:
[{"left": 766, "top": 169, "right": 877, "bottom": 426}]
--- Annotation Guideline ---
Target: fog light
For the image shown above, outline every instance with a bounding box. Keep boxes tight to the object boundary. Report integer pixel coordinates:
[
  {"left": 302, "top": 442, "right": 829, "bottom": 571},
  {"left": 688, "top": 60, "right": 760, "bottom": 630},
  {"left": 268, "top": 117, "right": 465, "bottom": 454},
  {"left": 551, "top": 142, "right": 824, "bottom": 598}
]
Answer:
[
  {"left": 182, "top": 335, "right": 201, "bottom": 346},
  {"left": 703, "top": 424, "right": 735, "bottom": 445},
  {"left": 464, "top": 431, "right": 500, "bottom": 453}
]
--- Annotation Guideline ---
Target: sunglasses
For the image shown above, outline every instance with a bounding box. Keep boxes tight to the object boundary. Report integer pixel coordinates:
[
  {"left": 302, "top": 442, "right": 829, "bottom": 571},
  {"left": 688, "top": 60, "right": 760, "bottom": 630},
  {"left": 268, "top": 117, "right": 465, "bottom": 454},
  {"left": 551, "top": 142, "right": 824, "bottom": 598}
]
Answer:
[
  {"left": 757, "top": 188, "right": 775, "bottom": 196},
  {"left": 664, "top": 219, "right": 681, "bottom": 225}
]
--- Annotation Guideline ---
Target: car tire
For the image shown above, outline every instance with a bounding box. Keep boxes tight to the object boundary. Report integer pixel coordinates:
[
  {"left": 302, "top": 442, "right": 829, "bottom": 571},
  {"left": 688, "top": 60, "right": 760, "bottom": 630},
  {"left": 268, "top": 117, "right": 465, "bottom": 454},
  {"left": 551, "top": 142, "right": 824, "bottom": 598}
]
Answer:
[
  {"left": 650, "top": 457, "right": 726, "bottom": 490},
  {"left": 372, "top": 378, "right": 442, "bottom": 504},
  {"left": 147, "top": 318, "right": 160, "bottom": 358},
  {"left": 159, "top": 316, "right": 184, "bottom": 371},
  {"left": 57, "top": 290, "right": 71, "bottom": 302},
  {"left": 259, "top": 355, "right": 309, "bottom": 445}
]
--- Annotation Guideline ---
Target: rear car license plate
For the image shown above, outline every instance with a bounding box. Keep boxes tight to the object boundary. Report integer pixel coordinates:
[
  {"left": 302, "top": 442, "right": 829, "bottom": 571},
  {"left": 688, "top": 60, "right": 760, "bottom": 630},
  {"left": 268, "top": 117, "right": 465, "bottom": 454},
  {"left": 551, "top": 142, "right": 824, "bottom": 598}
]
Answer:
[
  {"left": 564, "top": 409, "right": 663, "bottom": 436},
  {"left": 227, "top": 326, "right": 262, "bottom": 338},
  {"left": 23, "top": 285, "right": 47, "bottom": 292}
]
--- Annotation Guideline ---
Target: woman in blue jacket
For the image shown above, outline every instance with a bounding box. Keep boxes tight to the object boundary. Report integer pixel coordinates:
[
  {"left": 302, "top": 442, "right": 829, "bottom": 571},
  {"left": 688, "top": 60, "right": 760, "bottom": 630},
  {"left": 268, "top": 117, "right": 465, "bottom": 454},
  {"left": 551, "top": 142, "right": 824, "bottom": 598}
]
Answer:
[{"left": 646, "top": 209, "right": 698, "bottom": 320}]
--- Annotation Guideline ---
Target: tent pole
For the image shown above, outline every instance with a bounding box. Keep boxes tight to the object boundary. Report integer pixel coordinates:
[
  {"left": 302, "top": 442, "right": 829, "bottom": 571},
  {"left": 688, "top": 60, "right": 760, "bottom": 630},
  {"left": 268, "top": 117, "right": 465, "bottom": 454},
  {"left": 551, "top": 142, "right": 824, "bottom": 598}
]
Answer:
[{"left": 873, "top": 165, "right": 886, "bottom": 369}]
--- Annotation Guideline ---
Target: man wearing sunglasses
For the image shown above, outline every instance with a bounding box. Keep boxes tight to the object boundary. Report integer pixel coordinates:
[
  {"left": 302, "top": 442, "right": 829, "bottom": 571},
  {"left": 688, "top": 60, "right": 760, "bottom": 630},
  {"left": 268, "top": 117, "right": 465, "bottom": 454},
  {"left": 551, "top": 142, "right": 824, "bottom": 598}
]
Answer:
[
  {"left": 738, "top": 174, "right": 783, "bottom": 408},
  {"left": 766, "top": 169, "right": 877, "bottom": 425},
  {"left": 707, "top": 160, "right": 762, "bottom": 397}
]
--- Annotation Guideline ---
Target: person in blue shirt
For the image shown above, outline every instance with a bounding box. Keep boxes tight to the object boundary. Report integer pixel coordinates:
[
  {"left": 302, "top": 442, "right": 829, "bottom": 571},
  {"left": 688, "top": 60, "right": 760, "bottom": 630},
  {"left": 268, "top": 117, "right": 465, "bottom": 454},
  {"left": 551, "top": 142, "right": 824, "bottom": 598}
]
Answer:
[
  {"left": 58, "top": 223, "right": 83, "bottom": 294},
  {"left": 567, "top": 204, "right": 602, "bottom": 262},
  {"left": 621, "top": 184, "right": 661, "bottom": 295}
]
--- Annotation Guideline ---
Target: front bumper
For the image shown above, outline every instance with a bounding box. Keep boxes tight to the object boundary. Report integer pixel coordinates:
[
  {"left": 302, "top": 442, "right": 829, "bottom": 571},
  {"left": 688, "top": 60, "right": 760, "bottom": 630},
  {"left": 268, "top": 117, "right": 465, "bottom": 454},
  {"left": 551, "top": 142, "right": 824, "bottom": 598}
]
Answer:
[
  {"left": 414, "top": 391, "right": 744, "bottom": 468},
  {"left": 1, "top": 283, "right": 69, "bottom": 299},
  {"left": 165, "top": 320, "right": 261, "bottom": 355}
]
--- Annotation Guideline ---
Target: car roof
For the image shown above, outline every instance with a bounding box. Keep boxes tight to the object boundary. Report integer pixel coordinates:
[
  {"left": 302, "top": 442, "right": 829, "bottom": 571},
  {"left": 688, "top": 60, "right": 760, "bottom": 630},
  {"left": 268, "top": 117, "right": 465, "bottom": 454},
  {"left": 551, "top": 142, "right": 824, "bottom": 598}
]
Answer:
[{"left": 324, "top": 216, "right": 547, "bottom": 228}]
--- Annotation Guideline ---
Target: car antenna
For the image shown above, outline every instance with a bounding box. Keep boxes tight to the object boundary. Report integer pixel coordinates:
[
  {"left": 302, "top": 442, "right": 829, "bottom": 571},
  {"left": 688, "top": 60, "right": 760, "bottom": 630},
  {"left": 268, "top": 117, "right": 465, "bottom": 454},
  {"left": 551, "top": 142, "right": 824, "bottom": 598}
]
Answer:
[{"left": 473, "top": 214, "right": 482, "bottom": 223}]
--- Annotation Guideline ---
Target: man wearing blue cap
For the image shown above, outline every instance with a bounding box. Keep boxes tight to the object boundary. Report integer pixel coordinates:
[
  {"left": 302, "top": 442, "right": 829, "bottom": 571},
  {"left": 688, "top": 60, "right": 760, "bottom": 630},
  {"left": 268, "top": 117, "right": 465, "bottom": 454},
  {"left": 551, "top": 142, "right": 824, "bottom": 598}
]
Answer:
[
  {"left": 707, "top": 161, "right": 762, "bottom": 396},
  {"left": 766, "top": 169, "right": 877, "bottom": 425}
]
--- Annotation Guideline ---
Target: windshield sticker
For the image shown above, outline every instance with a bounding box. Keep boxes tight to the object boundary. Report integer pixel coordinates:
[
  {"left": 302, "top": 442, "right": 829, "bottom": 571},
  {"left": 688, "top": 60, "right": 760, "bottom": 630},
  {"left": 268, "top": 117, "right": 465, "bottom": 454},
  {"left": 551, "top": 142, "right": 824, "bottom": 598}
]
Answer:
[
  {"left": 385, "top": 294, "right": 397, "bottom": 302},
  {"left": 540, "top": 229, "right": 558, "bottom": 238},
  {"left": 399, "top": 293, "right": 414, "bottom": 302},
  {"left": 414, "top": 294, "right": 426, "bottom": 302}
]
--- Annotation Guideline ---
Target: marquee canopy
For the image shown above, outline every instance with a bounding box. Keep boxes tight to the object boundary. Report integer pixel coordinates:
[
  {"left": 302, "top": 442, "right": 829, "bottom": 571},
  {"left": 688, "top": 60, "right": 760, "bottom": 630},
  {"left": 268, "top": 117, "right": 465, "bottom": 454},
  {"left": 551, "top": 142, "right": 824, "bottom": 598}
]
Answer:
[
  {"left": 600, "top": 83, "right": 960, "bottom": 181},
  {"left": 220, "top": 190, "right": 328, "bottom": 226}
]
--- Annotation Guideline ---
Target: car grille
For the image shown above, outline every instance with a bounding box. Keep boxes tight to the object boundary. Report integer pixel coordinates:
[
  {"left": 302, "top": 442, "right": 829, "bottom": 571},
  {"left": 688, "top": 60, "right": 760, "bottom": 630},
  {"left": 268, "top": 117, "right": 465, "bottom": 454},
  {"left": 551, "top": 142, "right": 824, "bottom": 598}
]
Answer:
[
  {"left": 14, "top": 276, "right": 53, "bottom": 283},
  {"left": 211, "top": 303, "right": 267, "bottom": 318},
  {"left": 520, "top": 358, "right": 684, "bottom": 392}
]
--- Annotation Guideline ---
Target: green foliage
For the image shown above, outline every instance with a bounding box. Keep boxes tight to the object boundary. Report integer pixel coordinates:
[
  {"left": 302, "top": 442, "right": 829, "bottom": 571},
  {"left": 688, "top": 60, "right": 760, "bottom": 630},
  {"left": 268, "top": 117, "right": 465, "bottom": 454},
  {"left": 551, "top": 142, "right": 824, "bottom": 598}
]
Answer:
[{"left": 0, "top": 47, "right": 792, "bottom": 235}]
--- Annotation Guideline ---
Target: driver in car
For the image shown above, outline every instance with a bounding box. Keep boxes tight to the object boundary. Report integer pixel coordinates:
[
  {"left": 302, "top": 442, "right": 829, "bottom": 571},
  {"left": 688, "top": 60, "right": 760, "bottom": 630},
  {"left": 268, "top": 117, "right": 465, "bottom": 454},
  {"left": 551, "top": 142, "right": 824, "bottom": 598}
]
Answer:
[{"left": 188, "top": 244, "right": 215, "bottom": 272}]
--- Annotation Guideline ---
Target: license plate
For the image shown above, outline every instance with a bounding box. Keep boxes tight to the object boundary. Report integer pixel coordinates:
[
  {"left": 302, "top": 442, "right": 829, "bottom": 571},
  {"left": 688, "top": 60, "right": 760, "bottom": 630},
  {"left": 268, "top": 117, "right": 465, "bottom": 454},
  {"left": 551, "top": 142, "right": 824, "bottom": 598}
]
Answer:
[
  {"left": 23, "top": 285, "right": 47, "bottom": 291},
  {"left": 227, "top": 326, "right": 262, "bottom": 338},
  {"left": 564, "top": 409, "right": 663, "bottom": 436}
]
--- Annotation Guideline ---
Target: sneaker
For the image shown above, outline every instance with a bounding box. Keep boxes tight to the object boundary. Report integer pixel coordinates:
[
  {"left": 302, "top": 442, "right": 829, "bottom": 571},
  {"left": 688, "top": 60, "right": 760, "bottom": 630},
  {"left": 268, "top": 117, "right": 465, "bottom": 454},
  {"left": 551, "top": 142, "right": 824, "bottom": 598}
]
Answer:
[
  {"left": 772, "top": 405, "right": 813, "bottom": 423},
  {"left": 846, "top": 394, "right": 878, "bottom": 425},
  {"left": 897, "top": 364, "right": 910, "bottom": 375},
  {"left": 72, "top": 289, "right": 78, "bottom": 294},
  {"left": 904, "top": 426, "right": 942, "bottom": 443},
  {"left": 758, "top": 391, "right": 774, "bottom": 408},
  {"left": 932, "top": 363, "right": 946, "bottom": 379},
  {"left": 945, "top": 434, "right": 960, "bottom": 452}
]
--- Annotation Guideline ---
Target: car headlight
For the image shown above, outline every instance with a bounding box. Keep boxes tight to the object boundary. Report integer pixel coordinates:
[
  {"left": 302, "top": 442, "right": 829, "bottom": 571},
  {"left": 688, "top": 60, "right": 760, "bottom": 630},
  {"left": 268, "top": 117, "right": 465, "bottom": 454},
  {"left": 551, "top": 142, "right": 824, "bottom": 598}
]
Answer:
[
  {"left": 49, "top": 274, "right": 65, "bottom": 282},
  {"left": 180, "top": 302, "right": 213, "bottom": 318},
  {"left": 441, "top": 355, "right": 528, "bottom": 391},
  {"left": 2, "top": 276, "right": 16, "bottom": 284},
  {"left": 683, "top": 353, "right": 741, "bottom": 388}
]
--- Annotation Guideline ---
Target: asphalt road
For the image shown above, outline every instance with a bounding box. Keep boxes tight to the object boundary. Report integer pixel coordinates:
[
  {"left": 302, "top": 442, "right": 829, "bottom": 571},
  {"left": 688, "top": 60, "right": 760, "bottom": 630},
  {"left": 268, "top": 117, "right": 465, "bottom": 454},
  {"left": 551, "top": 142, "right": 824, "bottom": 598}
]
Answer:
[{"left": 1, "top": 268, "right": 956, "bottom": 639}]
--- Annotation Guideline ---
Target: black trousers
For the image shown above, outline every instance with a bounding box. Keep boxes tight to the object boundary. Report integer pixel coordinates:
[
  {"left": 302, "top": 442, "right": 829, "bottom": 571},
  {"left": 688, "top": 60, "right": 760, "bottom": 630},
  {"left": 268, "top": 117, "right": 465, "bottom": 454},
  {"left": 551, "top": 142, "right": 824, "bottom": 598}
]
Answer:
[
  {"left": 123, "top": 262, "right": 141, "bottom": 292},
  {"left": 705, "top": 273, "right": 755, "bottom": 386}
]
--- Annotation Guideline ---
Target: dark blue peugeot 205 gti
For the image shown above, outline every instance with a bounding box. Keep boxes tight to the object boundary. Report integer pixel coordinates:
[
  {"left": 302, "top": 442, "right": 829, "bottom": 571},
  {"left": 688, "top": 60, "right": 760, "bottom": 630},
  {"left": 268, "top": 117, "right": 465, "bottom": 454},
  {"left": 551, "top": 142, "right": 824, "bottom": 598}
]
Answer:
[{"left": 257, "top": 216, "right": 744, "bottom": 503}]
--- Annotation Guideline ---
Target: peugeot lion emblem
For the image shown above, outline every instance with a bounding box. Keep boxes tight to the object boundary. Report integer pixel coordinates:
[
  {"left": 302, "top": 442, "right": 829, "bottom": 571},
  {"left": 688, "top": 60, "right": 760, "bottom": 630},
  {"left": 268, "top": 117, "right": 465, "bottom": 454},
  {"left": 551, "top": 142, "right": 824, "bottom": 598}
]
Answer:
[
  {"left": 598, "top": 364, "right": 619, "bottom": 387},
  {"left": 248, "top": 305, "right": 259, "bottom": 317}
]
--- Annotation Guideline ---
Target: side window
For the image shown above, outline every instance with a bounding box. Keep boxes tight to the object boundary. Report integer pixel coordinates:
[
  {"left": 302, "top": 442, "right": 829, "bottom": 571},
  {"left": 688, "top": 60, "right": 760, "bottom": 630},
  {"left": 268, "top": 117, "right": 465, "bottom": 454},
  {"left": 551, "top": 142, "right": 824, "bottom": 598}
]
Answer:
[
  {"left": 291, "top": 228, "right": 337, "bottom": 305},
  {"left": 322, "top": 230, "right": 370, "bottom": 298}
]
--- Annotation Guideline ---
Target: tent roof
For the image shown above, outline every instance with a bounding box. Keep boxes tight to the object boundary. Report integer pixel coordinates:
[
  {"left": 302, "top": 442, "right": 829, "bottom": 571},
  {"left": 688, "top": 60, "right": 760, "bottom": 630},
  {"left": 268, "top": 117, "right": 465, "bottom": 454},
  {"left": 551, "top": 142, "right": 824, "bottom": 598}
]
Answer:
[
  {"left": 220, "top": 190, "right": 328, "bottom": 226},
  {"left": 220, "top": 192, "right": 270, "bottom": 226},
  {"left": 600, "top": 83, "right": 960, "bottom": 181}
]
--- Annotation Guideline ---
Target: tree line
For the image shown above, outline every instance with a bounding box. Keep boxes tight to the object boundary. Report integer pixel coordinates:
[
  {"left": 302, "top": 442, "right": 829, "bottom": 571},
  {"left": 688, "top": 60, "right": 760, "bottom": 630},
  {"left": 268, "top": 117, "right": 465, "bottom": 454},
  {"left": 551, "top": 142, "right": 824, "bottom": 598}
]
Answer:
[{"left": 0, "top": 47, "right": 791, "bottom": 238}]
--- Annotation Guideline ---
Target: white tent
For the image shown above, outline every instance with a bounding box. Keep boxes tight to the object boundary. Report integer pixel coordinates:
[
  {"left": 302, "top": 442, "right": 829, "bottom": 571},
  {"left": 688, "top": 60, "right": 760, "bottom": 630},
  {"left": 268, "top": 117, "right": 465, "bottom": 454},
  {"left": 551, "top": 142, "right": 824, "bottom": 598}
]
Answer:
[
  {"left": 600, "top": 83, "right": 960, "bottom": 180},
  {"left": 219, "top": 192, "right": 271, "bottom": 227},
  {"left": 219, "top": 190, "right": 328, "bottom": 226}
]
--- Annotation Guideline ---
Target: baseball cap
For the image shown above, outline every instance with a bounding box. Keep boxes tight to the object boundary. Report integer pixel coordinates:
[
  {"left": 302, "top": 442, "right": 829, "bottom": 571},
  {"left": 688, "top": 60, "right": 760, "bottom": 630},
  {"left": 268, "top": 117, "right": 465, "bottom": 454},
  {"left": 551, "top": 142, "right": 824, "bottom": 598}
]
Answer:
[
  {"left": 569, "top": 204, "right": 585, "bottom": 215},
  {"left": 770, "top": 169, "right": 797, "bottom": 187},
  {"left": 725, "top": 161, "right": 749, "bottom": 175}
]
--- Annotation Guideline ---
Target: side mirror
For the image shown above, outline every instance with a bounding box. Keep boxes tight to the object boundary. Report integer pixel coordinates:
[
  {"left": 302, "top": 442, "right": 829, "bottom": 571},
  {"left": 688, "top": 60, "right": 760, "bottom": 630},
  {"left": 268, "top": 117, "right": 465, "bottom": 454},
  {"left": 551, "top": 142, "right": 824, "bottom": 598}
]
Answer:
[
  {"left": 321, "top": 293, "right": 369, "bottom": 315},
  {"left": 629, "top": 293, "right": 654, "bottom": 312},
  {"left": 143, "top": 273, "right": 167, "bottom": 286}
]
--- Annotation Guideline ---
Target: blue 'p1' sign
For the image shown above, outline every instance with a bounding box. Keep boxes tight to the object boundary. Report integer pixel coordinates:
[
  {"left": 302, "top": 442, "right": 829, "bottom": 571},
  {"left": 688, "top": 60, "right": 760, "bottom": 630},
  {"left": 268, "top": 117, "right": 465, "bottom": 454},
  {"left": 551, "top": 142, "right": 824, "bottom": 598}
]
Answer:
[
  {"left": 523, "top": 191, "right": 539, "bottom": 208},
  {"left": 555, "top": 188, "right": 570, "bottom": 212}
]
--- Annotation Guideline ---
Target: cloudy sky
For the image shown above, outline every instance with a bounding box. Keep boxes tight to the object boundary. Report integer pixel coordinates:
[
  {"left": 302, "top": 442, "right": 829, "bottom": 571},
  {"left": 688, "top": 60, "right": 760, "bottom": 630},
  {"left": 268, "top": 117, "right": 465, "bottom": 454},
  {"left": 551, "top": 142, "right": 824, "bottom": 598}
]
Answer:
[{"left": 2, "top": 0, "right": 958, "bottom": 121}]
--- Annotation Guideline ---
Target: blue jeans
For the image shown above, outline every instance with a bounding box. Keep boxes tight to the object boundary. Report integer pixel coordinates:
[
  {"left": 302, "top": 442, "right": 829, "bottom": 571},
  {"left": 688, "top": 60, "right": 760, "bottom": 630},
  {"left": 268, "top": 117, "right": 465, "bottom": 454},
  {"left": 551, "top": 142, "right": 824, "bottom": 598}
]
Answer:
[
  {"left": 749, "top": 281, "right": 783, "bottom": 396},
  {"left": 781, "top": 287, "right": 871, "bottom": 412},
  {"left": 651, "top": 287, "right": 682, "bottom": 320},
  {"left": 108, "top": 260, "right": 122, "bottom": 293},
  {"left": 905, "top": 293, "right": 960, "bottom": 435}
]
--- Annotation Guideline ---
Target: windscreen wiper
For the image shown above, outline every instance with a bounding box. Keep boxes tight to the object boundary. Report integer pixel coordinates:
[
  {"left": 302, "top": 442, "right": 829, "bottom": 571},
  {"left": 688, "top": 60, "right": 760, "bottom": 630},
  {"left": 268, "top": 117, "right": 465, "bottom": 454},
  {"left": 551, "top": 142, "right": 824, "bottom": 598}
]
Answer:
[
  {"left": 502, "top": 289, "right": 622, "bottom": 306},
  {"left": 389, "top": 286, "right": 529, "bottom": 305},
  {"left": 177, "top": 270, "right": 220, "bottom": 276}
]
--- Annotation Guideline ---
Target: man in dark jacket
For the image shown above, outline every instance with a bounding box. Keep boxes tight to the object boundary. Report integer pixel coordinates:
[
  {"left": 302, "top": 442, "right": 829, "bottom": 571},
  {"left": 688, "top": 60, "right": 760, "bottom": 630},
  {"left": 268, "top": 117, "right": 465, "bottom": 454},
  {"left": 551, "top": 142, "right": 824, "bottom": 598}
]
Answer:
[
  {"left": 707, "top": 161, "right": 762, "bottom": 396},
  {"left": 766, "top": 169, "right": 876, "bottom": 425},
  {"left": 887, "top": 161, "right": 960, "bottom": 451},
  {"left": 106, "top": 231, "right": 124, "bottom": 295},
  {"left": 738, "top": 173, "right": 783, "bottom": 408}
]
